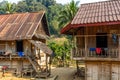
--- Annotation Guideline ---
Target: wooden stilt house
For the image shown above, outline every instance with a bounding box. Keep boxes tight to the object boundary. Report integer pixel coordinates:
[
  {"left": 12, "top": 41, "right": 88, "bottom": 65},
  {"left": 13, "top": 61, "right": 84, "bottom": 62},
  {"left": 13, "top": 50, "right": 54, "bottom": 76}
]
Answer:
[
  {"left": 61, "top": 0, "right": 120, "bottom": 80},
  {"left": 0, "top": 11, "right": 53, "bottom": 77}
]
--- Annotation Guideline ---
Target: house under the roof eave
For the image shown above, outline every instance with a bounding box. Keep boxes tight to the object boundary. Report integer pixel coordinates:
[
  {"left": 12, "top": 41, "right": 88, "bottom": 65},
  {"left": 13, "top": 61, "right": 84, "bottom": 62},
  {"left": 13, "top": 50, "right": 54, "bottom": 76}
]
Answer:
[
  {"left": 61, "top": 0, "right": 120, "bottom": 80},
  {"left": 61, "top": 0, "right": 120, "bottom": 34},
  {"left": 0, "top": 11, "right": 53, "bottom": 78}
]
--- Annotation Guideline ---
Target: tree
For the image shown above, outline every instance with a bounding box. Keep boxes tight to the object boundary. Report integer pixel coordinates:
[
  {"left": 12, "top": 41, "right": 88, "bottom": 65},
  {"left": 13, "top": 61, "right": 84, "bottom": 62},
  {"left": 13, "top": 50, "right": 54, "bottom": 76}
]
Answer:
[
  {"left": 58, "top": 0, "right": 79, "bottom": 28},
  {"left": 4, "top": 2, "right": 16, "bottom": 14},
  {"left": 37, "top": 0, "right": 56, "bottom": 8},
  {"left": 16, "top": 1, "right": 28, "bottom": 12},
  {"left": 47, "top": 4, "right": 63, "bottom": 35},
  {"left": 16, "top": 0, "right": 46, "bottom": 12},
  {"left": 48, "top": 40, "right": 72, "bottom": 67},
  {"left": 0, "top": 1, "right": 16, "bottom": 14}
]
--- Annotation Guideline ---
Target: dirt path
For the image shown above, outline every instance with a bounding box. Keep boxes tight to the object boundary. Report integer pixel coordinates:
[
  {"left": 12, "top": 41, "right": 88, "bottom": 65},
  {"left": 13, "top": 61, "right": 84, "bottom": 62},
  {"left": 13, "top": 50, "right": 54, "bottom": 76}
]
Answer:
[
  {"left": 51, "top": 67, "right": 84, "bottom": 80},
  {"left": 0, "top": 67, "right": 84, "bottom": 80}
]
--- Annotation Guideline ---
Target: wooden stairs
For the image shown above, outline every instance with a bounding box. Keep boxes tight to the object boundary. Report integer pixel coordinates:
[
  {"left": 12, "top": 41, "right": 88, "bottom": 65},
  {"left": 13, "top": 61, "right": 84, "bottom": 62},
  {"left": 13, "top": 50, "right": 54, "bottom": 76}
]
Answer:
[{"left": 26, "top": 55, "right": 50, "bottom": 78}]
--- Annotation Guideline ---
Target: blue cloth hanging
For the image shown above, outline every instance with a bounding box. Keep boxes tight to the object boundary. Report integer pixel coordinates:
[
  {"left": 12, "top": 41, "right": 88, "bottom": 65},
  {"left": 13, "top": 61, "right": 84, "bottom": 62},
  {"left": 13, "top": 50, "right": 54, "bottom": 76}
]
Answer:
[
  {"left": 112, "top": 33, "right": 117, "bottom": 44},
  {"left": 18, "top": 52, "right": 24, "bottom": 57},
  {"left": 89, "top": 48, "right": 96, "bottom": 51}
]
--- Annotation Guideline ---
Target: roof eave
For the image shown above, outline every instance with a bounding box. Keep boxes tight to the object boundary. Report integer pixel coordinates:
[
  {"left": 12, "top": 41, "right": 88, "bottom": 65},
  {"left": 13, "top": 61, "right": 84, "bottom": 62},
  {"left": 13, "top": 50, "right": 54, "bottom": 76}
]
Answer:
[{"left": 61, "top": 21, "right": 120, "bottom": 34}]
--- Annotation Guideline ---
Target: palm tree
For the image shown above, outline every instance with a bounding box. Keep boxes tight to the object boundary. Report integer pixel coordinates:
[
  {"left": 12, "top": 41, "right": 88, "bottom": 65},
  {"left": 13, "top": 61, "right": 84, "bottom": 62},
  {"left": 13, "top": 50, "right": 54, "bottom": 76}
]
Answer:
[
  {"left": 58, "top": 0, "right": 80, "bottom": 28},
  {"left": 4, "top": 2, "right": 16, "bottom": 14}
]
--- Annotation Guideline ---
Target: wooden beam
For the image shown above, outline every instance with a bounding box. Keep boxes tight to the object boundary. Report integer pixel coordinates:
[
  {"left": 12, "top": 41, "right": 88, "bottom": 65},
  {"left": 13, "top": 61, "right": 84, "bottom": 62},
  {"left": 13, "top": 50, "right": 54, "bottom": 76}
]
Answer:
[{"left": 76, "top": 34, "right": 120, "bottom": 37}]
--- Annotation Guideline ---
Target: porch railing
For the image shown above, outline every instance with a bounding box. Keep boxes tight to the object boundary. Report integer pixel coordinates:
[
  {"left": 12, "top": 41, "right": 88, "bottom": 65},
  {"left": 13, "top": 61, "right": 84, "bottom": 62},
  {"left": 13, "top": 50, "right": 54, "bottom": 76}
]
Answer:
[
  {"left": 72, "top": 48, "right": 119, "bottom": 60},
  {"left": 0, "top": 50, "right": 26, "bottom": 58}
]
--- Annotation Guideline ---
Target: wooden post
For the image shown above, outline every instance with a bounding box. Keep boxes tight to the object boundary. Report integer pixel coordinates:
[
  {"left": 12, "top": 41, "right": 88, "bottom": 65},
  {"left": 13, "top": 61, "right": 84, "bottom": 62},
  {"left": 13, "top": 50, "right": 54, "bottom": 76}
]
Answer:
[
  {"left": 5, "top": 42, "right": 7, "bottom": 51},
  {"left": 119, "top": 37, "right": 120, "bottom": 60},
  {"left": 49, "top": 57, "right": 52, "bottom": 74},
  {"left": 76, "top": 60, "right": 79, "bottom": 72},
  {"left": 84, "top": 27, "right": 88, "bottom": 80},
  {"left": 38, "top": 49, "right": 41, "bottom": 60},
  {"left": 17, "top": 60, "right": 23, "bottom": 77},
  {"left": 72, "top": 33, "right": 75, "bottom": 59},
  {"left": 85, "top": 62, "right": 87, "bottom": 80},
  {"left": 85, "top": 27, "right": 88, "bottom": 58},
  {"left": 46, "top": 54, "right": 48, "bottom": 72}
]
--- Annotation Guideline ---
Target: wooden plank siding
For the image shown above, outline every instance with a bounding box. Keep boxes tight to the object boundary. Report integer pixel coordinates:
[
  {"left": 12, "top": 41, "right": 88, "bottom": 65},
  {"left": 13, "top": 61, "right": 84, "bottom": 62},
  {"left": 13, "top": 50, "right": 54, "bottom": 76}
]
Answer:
[
  {"left": 76, "top": 25, "right": 120, "bottom": 49},
  {"left": 86, "top": 63, "right": 99, "bottom": 80},
  {"left": 112, "top": 63, "right": 120, "bottom": 80},
  {"left": 86, "top": 62, "right": 120, "bottom": 80},
  {"left": 73, "top": 25, "right": 120, "bottom": 61},
  {"left": 61, "top": 1, "right": 120, "bottom": 80}
]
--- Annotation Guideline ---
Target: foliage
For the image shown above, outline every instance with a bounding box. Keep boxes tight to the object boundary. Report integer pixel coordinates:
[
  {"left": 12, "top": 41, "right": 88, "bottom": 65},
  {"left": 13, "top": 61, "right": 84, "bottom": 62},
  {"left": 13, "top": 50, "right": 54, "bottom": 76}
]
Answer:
[
  {"left": 58, "top": 0, "right": 79, "bottom": 29},
  {"left": 47, "top": 4, "right": 63, "bottom": 35},
  {"left": 0, "top": 0, "right": 78, "bottom": 66},
  {"left": 48, "top": 40, "right": 72, "bottom": 67},
  {"left": 0, "top": 1, "right": 16, "bottom": 14},
  {"left": 37, "top": 0, "right": 56, "bottom": 8},
  {"left": 4, "top": 2, "right": 16, "bottom": 13},
  {"left": 15, "top": 0, "right": 63, "bottom": 35},
  {"left": 0, "top": 0, "right": 79, "bottom": 35},
  {"left": 16, "top": 0, "right": 46, "bottom": 12}
]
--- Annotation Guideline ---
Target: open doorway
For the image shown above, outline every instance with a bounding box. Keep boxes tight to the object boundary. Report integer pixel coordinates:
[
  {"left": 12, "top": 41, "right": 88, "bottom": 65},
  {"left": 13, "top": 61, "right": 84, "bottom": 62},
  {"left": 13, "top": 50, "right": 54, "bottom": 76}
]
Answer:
[
  {"left": 16, "top": 40, "right": 23, "bottom": 52},
  {"left": 96, "top": 33, "right": 107, "bottom": 48}
]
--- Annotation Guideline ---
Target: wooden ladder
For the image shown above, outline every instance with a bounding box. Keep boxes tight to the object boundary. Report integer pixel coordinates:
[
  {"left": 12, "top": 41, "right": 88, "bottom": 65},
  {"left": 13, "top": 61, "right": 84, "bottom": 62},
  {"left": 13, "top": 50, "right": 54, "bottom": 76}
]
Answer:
[
  {"left": 26, "top": 55, "right": 42, "bottom": 73},
  {"left": 26, "top": 55, "right": 50, "bottom": 78}
]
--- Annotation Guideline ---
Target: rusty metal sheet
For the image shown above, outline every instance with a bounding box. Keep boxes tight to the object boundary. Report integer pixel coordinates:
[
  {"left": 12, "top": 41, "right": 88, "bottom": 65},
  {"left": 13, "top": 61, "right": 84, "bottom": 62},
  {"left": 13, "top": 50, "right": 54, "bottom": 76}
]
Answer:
[
  {"left": 0, "top": 11, "right": 48, "bottom": 40},
  {"left": 29, "top": 40, "right": 53, "bottom": 55}
]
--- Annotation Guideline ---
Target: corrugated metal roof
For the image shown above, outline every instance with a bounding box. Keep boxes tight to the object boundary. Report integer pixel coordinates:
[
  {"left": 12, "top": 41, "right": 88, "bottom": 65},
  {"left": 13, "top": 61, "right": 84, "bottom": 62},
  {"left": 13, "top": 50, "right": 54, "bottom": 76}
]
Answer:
[
  {"left": 61, "top": 0, "right": 120, "bottom": 34},
  {"left": 72, "top": 0, "right": 120, "bottom": 24},
  {"left": 29, "top": 40, "right": 53, "bottom": 55},
  {"left": 0, "top": 11, "right": 48, "bottom": 40}
]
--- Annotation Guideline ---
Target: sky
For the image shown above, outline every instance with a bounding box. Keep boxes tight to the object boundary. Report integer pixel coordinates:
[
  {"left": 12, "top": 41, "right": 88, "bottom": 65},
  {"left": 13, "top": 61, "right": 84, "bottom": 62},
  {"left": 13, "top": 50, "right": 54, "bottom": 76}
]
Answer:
[{"left": 1, "top": 0, "right": 108, "bottom": 4}]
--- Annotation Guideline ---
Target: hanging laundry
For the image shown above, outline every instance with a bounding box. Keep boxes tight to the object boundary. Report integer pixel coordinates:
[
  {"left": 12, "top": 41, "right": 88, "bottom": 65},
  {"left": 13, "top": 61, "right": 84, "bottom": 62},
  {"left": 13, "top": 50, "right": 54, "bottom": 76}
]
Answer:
[
  {"left": 96, "top": 48, "right": 101, "bottom": 54},
  {"left": 112, "top": 33, "right": 117, "bottom": 44},
  {"left": 89, "top": 48, "right": 96, "bottom": 51}
]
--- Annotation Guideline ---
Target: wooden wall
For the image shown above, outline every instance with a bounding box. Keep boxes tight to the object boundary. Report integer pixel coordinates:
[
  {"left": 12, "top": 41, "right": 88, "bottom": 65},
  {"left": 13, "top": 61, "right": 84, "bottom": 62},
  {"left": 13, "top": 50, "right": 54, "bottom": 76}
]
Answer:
[
  {"left": 76, "top": 28, "right": 85, "bottom": 48},
  {"left": 0, "top": 59, "right": 30, "bottom": 69},
  {"left": 36, "top": 21, "right": 47, "bottom": 36},
  {"left": 112, "top": 63, "right": 120, "bottom": 80},
  {"left": 0, "top": 40, "right": 32, "bottom": 72},
  {"left": 86, "top": 61, "right": 120, "bottom": 80},
  {"left": 76, "top": 25, "right": 120, "bottom": 48},
  {"left": 0, "top": 41, "right": 16, "bottom": 53}
]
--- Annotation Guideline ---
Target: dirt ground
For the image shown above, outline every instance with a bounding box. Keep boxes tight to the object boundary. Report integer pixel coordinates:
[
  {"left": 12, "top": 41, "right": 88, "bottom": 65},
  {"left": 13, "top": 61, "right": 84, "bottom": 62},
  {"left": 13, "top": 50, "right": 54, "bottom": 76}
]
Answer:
[
  {"left": 51, "top": 67, "right": 84, "bottom": 80},
  {"left": 0, "top": 67, "right": 84, "bottom": 80}
]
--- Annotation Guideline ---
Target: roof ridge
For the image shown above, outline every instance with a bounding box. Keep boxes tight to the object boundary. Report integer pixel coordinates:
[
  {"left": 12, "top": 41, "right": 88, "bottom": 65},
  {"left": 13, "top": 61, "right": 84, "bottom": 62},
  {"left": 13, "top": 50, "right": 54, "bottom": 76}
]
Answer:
[
  {"left": 80, "top": 0, "right": 119, "bottom": 5},
  {"left": 0, "top": 11, "right": 45, "bottom": 15}
]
